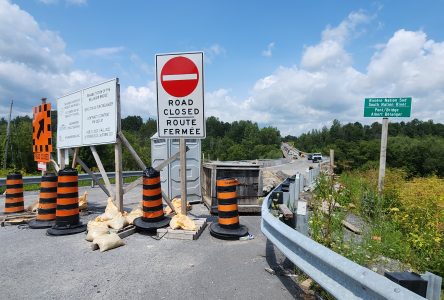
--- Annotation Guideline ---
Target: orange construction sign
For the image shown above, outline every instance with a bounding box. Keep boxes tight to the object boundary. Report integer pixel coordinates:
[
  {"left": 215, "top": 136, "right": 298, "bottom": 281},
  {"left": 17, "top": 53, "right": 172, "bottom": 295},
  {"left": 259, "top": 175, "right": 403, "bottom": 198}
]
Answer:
[
  {"left": 32, "top": 103, "right": 53, "bottom": 155},
  {"left": 34, "top": 152, "right": 50, "bottom": 162}
]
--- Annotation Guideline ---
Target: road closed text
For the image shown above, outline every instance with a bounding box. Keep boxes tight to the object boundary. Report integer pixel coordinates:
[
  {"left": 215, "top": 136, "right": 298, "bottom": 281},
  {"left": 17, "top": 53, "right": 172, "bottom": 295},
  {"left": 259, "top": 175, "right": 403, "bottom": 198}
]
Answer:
[{"left": 161, "top": 98, "right": 202, "bottom": 136}]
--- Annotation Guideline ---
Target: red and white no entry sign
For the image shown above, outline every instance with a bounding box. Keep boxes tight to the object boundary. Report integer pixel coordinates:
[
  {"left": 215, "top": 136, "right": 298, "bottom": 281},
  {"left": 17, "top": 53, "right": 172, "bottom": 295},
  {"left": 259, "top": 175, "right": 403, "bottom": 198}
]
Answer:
[
  {"left": 161, "top": 56, "right": 199, "bottom": 98},
  {"left": 156, "top": 52, "right": 205, "bottom": 138}
]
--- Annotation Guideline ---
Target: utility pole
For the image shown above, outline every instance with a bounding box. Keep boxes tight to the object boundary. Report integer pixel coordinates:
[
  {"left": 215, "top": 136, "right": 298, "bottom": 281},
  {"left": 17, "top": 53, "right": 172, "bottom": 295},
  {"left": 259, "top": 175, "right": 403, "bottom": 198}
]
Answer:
[{"left": 3, "top": 100, "right": 13, "bottom": 169}]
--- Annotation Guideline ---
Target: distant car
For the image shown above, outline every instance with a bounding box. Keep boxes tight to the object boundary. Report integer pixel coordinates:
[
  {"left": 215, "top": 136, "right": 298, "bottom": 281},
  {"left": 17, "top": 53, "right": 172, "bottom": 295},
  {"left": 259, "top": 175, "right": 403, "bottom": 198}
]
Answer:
[
  {"left": 307, "top": 154, "right": 313, "bottom": 160},
  {"left": 312, "top": 153, "right": 323, "bottom": 163}
]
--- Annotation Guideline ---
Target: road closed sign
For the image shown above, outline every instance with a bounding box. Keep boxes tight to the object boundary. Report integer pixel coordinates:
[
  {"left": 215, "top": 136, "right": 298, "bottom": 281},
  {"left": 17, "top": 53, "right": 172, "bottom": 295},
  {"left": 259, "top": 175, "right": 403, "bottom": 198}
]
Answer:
[{"left": 156, "top": 52, "right": 205, "bottom": 138}]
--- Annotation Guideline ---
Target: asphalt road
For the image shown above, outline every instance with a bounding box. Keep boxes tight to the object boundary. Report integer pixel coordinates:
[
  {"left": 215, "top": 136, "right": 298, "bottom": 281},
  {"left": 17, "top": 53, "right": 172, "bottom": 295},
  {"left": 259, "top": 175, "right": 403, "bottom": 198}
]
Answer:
[{"left": 0, "top": 160, "right": 310, "bottom": 300}]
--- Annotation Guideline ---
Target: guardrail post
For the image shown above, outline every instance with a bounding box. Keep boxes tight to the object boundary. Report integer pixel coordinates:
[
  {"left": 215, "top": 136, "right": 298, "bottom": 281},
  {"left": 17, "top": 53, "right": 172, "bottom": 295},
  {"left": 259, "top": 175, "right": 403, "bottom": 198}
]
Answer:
[
  {"left": 289, "top": 176, "right": 295, "bottom": 209},
  {"left": 421, "top": 272, "right": 442, "bottom": 300},
  {"left": 299, "top": 174, "right": 304, "bottom": 192},
  {"left": 282, "top": 185, "right": 290, "bottom": 207},
  {"left": 296, "top": 198, "right": 308, "bottom": 235},
  {"left": 294, "top": 173, "right": 300, "bottom": 202}
]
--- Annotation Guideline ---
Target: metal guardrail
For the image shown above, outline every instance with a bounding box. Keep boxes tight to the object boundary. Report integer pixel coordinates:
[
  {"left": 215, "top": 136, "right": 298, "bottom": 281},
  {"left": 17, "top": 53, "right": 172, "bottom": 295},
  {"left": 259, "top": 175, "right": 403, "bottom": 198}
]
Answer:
[
  {"left": 0, "top": 171, "right": 143, "bottom": 186},
  {"left": 261, "top": 171, "right": 425, "bottom": 299}
]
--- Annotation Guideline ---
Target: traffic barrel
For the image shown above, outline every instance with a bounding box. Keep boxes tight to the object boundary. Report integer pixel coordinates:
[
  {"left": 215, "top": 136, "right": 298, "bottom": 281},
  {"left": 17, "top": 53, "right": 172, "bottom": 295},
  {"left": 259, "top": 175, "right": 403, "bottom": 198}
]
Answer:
[
  {"left": 4, "top": 173, "right": 24, "bottom": 214},
  {"left": 134, "top": 167, "right": 170, "bottom": 232},
  {"left": 29, "top": 173, "right": 57, "bottom": 229},
  {"left": 210, "top": 178, "right": 248, "bottom": 240},
  {"left": 47, "top": 168, "right": 86, "bottom": 236}
]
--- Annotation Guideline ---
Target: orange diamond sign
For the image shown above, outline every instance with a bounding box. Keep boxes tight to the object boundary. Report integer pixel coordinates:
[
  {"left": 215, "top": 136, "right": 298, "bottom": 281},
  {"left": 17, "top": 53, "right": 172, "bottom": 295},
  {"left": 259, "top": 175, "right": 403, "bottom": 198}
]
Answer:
[{"left": 32, "top": 103, "right": 53, "bottom": 158}]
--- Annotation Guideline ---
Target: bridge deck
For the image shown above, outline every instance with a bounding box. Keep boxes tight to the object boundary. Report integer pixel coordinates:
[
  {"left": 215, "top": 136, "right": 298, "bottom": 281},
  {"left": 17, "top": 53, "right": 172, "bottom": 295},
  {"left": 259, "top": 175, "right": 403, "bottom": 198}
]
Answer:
[{"left": 0, "top": 182, "right": 303, "bottom": 299}]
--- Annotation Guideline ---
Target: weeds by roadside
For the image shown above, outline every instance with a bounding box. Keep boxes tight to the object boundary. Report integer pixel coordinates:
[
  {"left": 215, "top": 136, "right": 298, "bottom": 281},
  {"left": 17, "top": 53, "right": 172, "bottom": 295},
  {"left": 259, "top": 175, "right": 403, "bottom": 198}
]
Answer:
[{"left": 309, "top": 169, "right": 444, "bottom": 278}]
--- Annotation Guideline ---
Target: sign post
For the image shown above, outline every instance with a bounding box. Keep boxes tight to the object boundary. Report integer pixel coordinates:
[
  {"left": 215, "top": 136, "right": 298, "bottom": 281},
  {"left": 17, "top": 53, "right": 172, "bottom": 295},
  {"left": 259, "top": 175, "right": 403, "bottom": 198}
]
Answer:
[
  {"left": 378, "top": 118, "right": 389, "bottom": 196},
  {"left": 364, "top": 97, "right": 412, "bottom": 196},
  {"left": 156, "top": 52, "right": 205, "bottom": 215}
]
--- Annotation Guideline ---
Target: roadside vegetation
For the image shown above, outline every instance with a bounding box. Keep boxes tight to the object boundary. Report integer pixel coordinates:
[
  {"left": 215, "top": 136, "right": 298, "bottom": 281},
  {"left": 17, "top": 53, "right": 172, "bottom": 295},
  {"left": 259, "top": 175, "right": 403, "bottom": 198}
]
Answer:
[
  {"left": 0, "top": 115, "right": 282, "bottom": 175},
  {"left": 285, "top": 118, "right": 444, "bottom": 177},
  {"left": 310, "top": 169, "right": 444, "bottom": 278}
]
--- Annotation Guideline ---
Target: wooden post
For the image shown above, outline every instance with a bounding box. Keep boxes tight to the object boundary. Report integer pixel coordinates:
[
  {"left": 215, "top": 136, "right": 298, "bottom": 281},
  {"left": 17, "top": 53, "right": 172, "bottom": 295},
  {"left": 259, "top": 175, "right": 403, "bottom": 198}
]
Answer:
[
  {"left": 118, "top": 131, "right": 146, "bottom": 170},
  {"left": 49, "top": 153, "right": 60, "bottom": 172},
  {"left": 59, "top": 149, "right": 65, "bottom": 169},
  {"left": 329, "top": 149, "right": 334, "bottom": 173},
  {"left": 114, "top": 80, "right": 123, "bottom": 212},
  {"left": 378, "top": 118, "right": 389, "bottom": 196},
  {"left": 71, "top": 148, "right": 79, "bottom": 169},
  {"left": 180, "top": 138, "right": 187, "bottom": 215},
  {"left": 70, "top": 150, "right": 110, "bottom": 197},
  {"left": 115, "top": 139, "right": 123, "bottom": 211},
  {"left": 90, "top": 145, "right": 114, "bottom": 199}
]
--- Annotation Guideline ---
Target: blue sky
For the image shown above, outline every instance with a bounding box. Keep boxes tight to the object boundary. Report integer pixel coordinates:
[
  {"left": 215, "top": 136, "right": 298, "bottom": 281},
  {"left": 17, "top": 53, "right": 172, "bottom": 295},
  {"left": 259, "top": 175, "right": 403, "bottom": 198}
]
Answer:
[{"left": 2, "top": 0, "right": 444, "bottom": 135}]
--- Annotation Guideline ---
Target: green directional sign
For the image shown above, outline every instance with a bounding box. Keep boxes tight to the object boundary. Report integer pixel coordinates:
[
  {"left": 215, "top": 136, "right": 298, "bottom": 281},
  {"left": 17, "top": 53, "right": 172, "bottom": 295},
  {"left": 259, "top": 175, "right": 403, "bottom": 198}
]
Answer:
[{"left": 364, "top": 97, "right": 412, "bottom": 118}]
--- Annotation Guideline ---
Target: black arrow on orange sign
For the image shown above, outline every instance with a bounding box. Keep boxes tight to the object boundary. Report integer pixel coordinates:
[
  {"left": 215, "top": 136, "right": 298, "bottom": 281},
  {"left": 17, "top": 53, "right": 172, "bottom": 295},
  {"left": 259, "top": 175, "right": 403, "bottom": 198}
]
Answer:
[{"left": 37, "top": 118, "right": 44, "bottom": 139}]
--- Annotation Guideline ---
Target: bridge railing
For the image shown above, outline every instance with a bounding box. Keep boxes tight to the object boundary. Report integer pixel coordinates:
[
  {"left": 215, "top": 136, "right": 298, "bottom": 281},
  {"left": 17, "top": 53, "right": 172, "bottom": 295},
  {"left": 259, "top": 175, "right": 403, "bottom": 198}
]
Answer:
[
  {"left": 0, "top": 171, "right": 143, "bottom": 186},
  {"left": 261, "top": 167, "right": 425, "bottom": 300}
]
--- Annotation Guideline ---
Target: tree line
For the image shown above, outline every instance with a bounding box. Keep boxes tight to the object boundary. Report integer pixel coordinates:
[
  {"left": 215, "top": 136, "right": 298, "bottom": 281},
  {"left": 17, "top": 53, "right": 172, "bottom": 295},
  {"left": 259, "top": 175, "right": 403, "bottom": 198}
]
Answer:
[
  {"left": 2, "top": 112, "right": 443, "bottom": 178},
  {"left": 0, "top": 114, "right": 282, "bottom": 174},
  {"left": 284, "top": 119, "right": 444, "bottom": 177}
]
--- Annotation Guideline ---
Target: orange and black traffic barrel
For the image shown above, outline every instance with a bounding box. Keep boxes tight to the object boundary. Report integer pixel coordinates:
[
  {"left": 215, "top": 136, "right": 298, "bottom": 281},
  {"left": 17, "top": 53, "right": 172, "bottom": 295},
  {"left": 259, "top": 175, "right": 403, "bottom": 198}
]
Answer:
[
  {"left": 29, "top": 173, "right": 57, "bottom": 229},
  {"left": 210, "top": 178, "right": 248, "bottom": 240},
  {"left": 134, "top": 167, "right": 170, "bottom": 232},
  {"left": 4, "top": 173, "right": 24, "bottom": 214},
  {"left": 47, "top": 168, "right": 86, "bottom": 236}
]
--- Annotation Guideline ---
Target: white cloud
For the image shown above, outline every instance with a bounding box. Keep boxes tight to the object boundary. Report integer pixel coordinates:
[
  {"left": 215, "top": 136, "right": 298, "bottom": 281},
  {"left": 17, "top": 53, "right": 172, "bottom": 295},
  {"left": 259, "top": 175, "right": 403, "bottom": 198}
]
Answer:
[
  {"left": 0, "top": 0, "right": 101, "bottom": 117},
  {"left": 129, "top": 54, "right": 151, "bottom": 75},
  {"left": 206, "top": 12, "right": 444, "bottom": 136},
  {"left": 262, "top": 42, "right": 275, "bottom": 57},
  {"left": 121, "top": 81, "right": 157, "bottom": 118},
  {"left": 204, "top": 44, "right": 226, "bottom": 64},
  {"left": 38, "top": 0, "right": 58, "bottom": 4},
  {"left": 301, "top": 11, "right": 370, "bottom": 70},
  {"left": 38, "top": 0, "right": 87, "bottom": 5},
  {"left": 66, "top": 0, "right": 87, "bottom": 5},
  {"left": 79, "top": 47, "right": 125, "bottom": 58}
]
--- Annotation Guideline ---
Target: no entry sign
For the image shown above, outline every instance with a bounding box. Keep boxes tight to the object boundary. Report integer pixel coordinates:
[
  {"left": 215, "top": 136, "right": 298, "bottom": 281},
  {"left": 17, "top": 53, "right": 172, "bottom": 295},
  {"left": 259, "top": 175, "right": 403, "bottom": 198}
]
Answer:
[{"left": 156, "top": 52, "right": 205, "bottom": 138}]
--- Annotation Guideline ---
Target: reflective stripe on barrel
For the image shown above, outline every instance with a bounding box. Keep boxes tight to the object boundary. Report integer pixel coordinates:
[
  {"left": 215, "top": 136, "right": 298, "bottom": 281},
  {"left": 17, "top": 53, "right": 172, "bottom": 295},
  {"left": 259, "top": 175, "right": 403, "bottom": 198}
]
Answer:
[
  {"left": 216, "top": 178, "right": 239, "bottom": 229},
  {"left": 55, "top": 168, "right": 79, "bottom": 226},
  {"left": 4, "top": 173, "right": 24, "bottom": 214},
  {"left": 142, "top": 167, "right": 165, "bottom": 222},
  {"left": 37, "top": 173, "right": 57, "bottom": 221}
]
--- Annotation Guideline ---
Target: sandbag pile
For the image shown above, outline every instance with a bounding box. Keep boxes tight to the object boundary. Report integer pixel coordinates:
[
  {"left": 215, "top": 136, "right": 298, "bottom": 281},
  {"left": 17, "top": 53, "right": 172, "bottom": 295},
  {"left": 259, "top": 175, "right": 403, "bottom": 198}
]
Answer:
[
  {"left": 85, "top": 198, "right": 142, "bottom": 252},
  {"left": 164, "top": 197, "right": 191, "bottom": 215},
  {"left": 170, "top": 214, "right": 197, "bottom": 231}
]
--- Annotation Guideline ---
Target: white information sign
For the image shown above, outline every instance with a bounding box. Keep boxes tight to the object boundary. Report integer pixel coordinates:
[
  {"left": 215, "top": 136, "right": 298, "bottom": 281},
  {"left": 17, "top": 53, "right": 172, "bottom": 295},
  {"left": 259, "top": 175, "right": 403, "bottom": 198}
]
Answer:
[
  {"left": 57, "top": 79, "right": 118, "bottom": 148},
  {"left": 57, "top": 91, "right": 82, "bottom": 148},
  {"left": 82, "top": 80, "right": 117, "bottom": 145},
  {"left": 156, "top": 52, "right": 205, "bottom": 138},
  {"left": 37, "top": 162, "right": 47, "bottom": 171}
]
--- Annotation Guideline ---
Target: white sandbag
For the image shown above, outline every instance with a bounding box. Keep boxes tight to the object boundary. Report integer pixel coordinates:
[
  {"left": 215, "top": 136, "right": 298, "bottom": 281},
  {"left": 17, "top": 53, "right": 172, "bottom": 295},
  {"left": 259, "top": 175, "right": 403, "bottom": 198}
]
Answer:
[
  {"left": 87, "top": 220, "right": 108, "bottom": 231},
  {"left": 170, "top": 214, "right": 196, "bottom": 231},
  {"left": 86, "top": 226, "right": 109, "bottom": 242},
  {"left": 125, "top": 207, "right": 143, "bottom": 225},
  {"left": 92, "top": 233, "right": 125, "bottom": 252},
  {"left": 97, "top": 197, "right": 120, "bottom": 221},
  {"left": 106, "top": 215, "right": 128, "bottom": 230}
]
